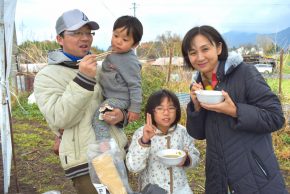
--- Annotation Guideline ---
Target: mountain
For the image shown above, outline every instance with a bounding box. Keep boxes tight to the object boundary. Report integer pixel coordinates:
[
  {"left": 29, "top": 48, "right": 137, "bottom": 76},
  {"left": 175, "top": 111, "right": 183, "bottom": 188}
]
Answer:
[
  {"left": 222, "top": 31, "right": 258, "bottom": 48},
  {"left": 267, "top": 27, "right": 290, "bottom": 49},
  {"left": 222, "top": 27, "right": 290, "bottom": 49}
]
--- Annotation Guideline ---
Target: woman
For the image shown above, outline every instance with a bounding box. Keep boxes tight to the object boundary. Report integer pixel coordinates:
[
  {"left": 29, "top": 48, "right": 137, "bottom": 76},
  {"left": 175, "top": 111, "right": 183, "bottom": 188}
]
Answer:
[
  {"left": 126, "top": 89, "right": 200, "bottom": 194},
  {"left": 182, "top": 25, "right": 287, "bottom": 194}
]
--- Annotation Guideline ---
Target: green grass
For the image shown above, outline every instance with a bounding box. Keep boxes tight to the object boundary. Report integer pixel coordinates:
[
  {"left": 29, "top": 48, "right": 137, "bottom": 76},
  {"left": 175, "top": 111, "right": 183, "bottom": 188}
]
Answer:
[
  {"left": 10, "top": 65, "right": 290, "bottom": 193},
  {"left": 282, "top": 134, "right": 290, "bottom": 144},
  {"left": 266, "top": 78, "right": 290, "bottom": 102},
  {"left": 282, "top": 54, "right": 290, "bottom": 74},
  {"left": 12, "top": 92, "right": 46, "bottom": 122}
]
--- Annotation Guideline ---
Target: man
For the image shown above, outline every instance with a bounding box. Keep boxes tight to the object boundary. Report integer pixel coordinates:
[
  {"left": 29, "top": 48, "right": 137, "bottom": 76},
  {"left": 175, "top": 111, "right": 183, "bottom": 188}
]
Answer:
[{"left": 34, "top": 9, "right": 128, "bottom": 194}]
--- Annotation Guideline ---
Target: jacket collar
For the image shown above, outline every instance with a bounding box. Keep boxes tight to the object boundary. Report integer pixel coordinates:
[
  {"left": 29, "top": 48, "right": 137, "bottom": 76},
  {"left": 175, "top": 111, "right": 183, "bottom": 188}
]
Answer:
[
  {"left": 216, "top": 51, "right": 243, "bottom": 82},
  {"left": 155, "top": 125, "right": 177, "bottom": 136}
]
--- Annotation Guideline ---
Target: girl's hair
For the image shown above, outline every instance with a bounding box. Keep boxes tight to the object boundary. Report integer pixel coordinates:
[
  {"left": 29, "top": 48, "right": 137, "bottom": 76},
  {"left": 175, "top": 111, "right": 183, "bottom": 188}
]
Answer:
[
  {"left": 181, "top": 25, "right": 228, "bottom": 69},
  {"left": 113, "top": 15, "right": 143, "bottom": 45},
  {"left": 145, "top": 89, "right": 181, "bottom": 127}
]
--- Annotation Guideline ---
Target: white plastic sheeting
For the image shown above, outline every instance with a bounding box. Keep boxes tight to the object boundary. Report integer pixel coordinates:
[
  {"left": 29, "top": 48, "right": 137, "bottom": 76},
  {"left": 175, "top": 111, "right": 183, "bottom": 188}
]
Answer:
[{"left": 0, "top": 0, "right": 17, "bottom": 193}]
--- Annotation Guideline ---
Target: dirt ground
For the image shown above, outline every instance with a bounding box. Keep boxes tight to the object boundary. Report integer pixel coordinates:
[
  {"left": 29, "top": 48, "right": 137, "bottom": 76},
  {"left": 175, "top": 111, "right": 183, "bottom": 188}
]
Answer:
[{"left": 0, "top": 119, "right": 74, "bottom": 194}]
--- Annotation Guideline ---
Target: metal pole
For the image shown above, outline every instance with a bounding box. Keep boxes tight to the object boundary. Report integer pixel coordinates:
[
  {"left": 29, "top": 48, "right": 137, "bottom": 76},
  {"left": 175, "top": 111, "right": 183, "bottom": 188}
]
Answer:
[
  {"left": 7, "top": 100, "right": 20, "bottom": 193},
  {"left": 4, "top": 22, "right": 20, "bottom": 194}
]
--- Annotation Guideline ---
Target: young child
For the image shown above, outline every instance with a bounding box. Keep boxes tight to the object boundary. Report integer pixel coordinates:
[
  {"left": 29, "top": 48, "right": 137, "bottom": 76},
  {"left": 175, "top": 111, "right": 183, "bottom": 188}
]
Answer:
[
  {"left": 93, "top": 15, "right": 143, "bottom": 139},
  {"left": 126, "top": 89, "right": 200, "bottom": 194}
]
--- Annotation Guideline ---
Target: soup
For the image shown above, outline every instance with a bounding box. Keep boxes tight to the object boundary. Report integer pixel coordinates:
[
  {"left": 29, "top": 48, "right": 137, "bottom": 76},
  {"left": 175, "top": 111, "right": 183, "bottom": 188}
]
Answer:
[{"left": 163, "top": 154, "right": 179, "bottom": 158}]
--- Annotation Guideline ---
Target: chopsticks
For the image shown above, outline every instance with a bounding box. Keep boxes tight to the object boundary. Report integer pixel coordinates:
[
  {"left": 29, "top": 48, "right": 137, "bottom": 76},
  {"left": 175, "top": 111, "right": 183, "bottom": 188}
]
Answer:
[
  {"left": 94, "top": 50, "right": 113, "bottom": 59},
  {"left": 77, "top": 50, "right": 113, "bottom": 63}
]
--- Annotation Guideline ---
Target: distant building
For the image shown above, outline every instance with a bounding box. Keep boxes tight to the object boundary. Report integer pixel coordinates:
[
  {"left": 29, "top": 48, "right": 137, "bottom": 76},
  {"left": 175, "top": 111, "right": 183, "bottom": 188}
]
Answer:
[
  {"left": 19, "top": 63, "right": 47, "bottom": 73},
  {"left": 16, "top": 63, "right": 47, "bottom": 92},
  {"left": 242, "top": 54, "right": 276, "bottom": 68},
  {"left": 149, "top": 57, "right": 184, "bottom": 66}
]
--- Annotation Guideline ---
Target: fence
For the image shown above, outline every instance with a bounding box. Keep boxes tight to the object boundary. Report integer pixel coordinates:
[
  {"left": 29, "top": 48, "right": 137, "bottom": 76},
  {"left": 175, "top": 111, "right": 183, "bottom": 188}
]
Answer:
[
  {"left": 15, "top": 72, "right": 36, "bottom": 93},
  {"left": 176, "top": 93, "right": 190, "bottom": 107}
]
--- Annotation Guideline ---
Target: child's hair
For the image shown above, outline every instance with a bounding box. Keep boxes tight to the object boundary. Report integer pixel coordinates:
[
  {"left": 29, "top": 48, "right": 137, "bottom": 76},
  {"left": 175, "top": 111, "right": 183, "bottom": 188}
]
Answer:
[
  {"left": 113, "top": 15, "right": 143, "bottom": 45},
  {"left": 145, "top": 89, "right": 181, "bottom": 128},
  {"left": 181, "top": 25, "right": 229, "bottom": 69}
]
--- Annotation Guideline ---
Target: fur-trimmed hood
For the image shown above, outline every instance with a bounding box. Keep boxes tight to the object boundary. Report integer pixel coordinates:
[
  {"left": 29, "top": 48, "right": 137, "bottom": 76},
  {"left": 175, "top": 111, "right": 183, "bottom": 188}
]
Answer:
[{"left": 224, "top": 51, "right": 243, "bottom": 75}]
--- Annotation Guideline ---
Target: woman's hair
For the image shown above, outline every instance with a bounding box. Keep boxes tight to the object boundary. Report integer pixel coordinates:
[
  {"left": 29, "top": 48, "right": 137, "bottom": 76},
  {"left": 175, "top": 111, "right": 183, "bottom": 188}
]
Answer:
[
  {"left": 145, "top": 89, "right": 181, "bottom": 127},
  {"left": 181, "top": 25, "right": 228, "bottom": 69}
]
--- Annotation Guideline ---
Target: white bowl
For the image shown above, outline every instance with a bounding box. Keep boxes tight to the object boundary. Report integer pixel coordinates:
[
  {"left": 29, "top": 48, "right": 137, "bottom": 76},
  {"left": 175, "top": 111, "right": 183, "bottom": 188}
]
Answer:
[
  {"left": 156, "top": 149, "right": 186, "bottom": 166},
  {"left": 195, "top": 90, "right": 224, "bottom": 104}
]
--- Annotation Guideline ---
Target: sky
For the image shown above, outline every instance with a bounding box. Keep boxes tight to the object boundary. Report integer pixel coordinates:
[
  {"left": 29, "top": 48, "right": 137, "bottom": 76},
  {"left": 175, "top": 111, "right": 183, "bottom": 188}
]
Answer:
[{"left": 15, "top": 0, "right": 290, "bottom": 50}]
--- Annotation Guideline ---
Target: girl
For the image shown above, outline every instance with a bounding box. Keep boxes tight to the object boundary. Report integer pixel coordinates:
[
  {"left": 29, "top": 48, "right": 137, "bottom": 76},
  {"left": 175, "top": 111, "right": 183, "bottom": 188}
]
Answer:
[
  {"left": 126, "top": 89, "right": 200, "bottom": 194},
  {"left": 182, "top": 25, "right": 287, "bottom": 194}
]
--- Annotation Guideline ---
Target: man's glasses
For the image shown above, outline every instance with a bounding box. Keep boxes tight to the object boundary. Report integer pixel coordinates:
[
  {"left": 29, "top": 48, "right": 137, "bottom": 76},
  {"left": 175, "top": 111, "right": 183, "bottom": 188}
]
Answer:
[
  {"left": 154, "top": 106, "right": 176, "bottom": 114},
  {"left": 65, "top": 31, "right": 95, "bottom": 38}
]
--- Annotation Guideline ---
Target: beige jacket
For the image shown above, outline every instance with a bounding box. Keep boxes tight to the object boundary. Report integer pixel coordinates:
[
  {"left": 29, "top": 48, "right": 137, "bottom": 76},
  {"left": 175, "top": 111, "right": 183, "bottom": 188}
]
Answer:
[{"left": 34, "top": 51, "right": 127, "bottom": 178}]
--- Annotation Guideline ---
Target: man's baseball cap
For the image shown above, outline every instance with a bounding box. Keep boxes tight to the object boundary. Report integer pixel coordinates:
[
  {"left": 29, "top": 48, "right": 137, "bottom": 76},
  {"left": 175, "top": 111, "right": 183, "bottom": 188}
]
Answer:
[{"left": 55, "top": 9, "right": 99, "bottom": 35}]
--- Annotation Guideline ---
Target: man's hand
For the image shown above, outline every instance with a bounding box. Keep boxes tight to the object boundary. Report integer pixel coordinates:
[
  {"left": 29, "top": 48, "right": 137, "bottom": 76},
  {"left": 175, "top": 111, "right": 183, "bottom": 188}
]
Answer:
[
  {"left": 102, "top": 108, "right": 124, "bottom": 125},
  {"left": 78, "top": 54, "right": 97, "bottom": 78}
]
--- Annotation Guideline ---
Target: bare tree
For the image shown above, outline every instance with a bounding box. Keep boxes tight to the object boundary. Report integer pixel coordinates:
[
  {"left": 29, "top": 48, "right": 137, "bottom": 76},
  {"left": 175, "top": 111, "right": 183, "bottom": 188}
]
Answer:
[
  {"left": 257, "top": 35, "right": 275, "bottom": 54},
  {"left": 156, "top": 31, "right": 182, "bottom": 57}
]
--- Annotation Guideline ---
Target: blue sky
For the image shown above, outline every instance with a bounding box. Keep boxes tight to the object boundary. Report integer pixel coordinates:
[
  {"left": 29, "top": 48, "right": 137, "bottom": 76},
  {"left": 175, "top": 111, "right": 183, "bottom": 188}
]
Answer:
[{"left": 15, "top": 0, "right": 290, "bottom": 50}]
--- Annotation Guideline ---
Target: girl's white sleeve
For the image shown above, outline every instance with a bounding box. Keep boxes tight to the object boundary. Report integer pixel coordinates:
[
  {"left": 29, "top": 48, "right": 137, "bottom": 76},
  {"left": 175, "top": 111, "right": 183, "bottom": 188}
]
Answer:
[{"left": 126, "top": 126, "right": 151, "bottom": 173}]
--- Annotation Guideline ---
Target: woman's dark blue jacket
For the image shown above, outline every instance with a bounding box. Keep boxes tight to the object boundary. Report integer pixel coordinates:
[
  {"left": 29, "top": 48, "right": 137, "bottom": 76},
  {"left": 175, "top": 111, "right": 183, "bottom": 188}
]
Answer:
[{"left": 186, "top": 52, "right": 287, "bottom": 194}]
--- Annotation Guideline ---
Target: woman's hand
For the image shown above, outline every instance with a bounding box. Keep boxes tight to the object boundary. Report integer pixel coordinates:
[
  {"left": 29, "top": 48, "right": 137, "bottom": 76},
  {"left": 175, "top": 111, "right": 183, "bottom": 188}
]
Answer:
[
  {"left": 142, "top": 113, "right": 156, "bottom": 143},
  {"left": 102, "top": 108, "right": 124, "bottom": 125},
  {"left": 190, "top": 82, "right": 203, "bottom": 111},
  {"left": 200, "top": 90, "right": 237, "bottom": 117},
  {"left": 78, "top": 54, "right": 97, "bottom": 78}
]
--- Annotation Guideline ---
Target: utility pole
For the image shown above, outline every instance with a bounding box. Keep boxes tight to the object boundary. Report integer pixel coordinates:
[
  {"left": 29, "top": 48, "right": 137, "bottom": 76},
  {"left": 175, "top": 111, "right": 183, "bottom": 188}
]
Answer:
[
  {"left": 132, "top": 2, "right": 137, "bottom": 17},
  {"left": 131, "top": 2, "right": 138, "bottom": 56}
]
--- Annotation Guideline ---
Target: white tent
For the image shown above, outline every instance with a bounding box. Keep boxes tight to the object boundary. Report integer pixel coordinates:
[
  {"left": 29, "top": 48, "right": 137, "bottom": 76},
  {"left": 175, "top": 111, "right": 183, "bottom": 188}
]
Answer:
[{"left": 0, "top": 0, "right": 18, "bottom": 193}]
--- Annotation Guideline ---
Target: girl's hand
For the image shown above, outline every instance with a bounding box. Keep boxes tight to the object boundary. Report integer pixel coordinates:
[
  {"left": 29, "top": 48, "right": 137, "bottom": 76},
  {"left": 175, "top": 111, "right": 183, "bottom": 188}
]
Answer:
[
  {"left": 177, "top": 150, "right": 188, "bottom": 167},
  {"left": 78, "top": 54, "right": 97, "bottom": 78},
  {"left": 142, "top": 113, "right": 156, "bottom": 143},
  {"left": 190, "top": 82, "right": 203, "bottom": 111},
  {"left": 200, "top": 90, "right": 237, "bottom": 117}
]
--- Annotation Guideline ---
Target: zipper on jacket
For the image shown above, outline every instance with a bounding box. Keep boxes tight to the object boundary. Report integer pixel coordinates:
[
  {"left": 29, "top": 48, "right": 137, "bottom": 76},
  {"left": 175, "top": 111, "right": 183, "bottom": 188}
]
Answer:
[
  {"left": 73, "top": 128, "right": 77, "bottom": 159},
  {"left": 251, "top": 151, "right": 269, "bottom": 179},
  {"left": 165, "top": 136, "right": 173, "bottom": 193}
]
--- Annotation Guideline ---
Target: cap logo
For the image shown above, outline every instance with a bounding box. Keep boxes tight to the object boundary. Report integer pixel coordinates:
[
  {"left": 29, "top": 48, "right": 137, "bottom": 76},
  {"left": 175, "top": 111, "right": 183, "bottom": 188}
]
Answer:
[{"left": 82, "top": 12, "right": 89, "bottom": 21}]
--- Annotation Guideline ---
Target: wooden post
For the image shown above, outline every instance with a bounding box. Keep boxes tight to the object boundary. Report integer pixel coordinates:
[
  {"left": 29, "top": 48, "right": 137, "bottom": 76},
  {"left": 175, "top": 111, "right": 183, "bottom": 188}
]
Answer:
[
  {"left": 167, "top": 47, "right": 173, "bottom": 83},
  {"left": 278, "top": 49, "right": 283, "bottom": 97}
]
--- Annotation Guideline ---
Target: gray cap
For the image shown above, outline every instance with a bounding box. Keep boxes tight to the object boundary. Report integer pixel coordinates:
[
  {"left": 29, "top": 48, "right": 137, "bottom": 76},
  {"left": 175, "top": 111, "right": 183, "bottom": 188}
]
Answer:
[{"left": 55, "top": 9, "right": 99, "bottom": 35}]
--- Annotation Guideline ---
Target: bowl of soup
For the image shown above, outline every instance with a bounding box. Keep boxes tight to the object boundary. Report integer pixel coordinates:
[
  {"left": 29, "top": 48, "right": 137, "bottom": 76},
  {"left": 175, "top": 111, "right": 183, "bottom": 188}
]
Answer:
[
  {"left": 195, "top": 90, "right": 224, "bottom": 104},
  {"left": 156, "top": 149, "right": 186, "bottom": 166}
]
